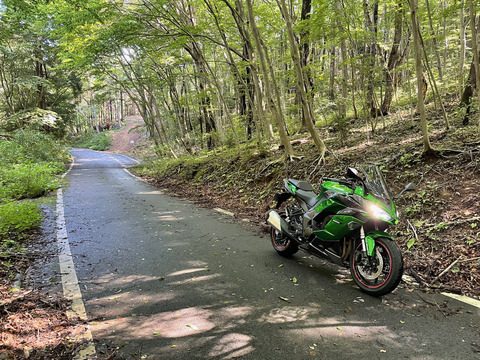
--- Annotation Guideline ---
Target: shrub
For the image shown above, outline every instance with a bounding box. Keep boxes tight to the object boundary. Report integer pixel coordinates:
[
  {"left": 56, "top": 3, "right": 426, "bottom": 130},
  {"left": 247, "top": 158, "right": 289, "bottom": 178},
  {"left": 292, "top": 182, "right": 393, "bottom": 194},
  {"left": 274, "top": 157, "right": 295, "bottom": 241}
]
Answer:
[
  {"left": 69, "top": 131, "right": 111, "bottom": 151},
  {"left": 0, "top": 201, "right": 42, "bottom": 247},
  {"left": 0, "top": 162, "right": 64, "bottom": 200}
]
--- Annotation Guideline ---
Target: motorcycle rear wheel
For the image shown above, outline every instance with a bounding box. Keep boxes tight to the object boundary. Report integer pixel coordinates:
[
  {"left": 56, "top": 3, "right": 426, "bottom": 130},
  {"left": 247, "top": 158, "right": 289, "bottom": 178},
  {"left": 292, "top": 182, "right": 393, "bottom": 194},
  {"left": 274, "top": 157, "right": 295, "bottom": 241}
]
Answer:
[
  {"left": 270, "top": 211, "right": 299, "bottom": 256},
  {"left": 349, "top": 237, "right": 403, "bottom": 296}
]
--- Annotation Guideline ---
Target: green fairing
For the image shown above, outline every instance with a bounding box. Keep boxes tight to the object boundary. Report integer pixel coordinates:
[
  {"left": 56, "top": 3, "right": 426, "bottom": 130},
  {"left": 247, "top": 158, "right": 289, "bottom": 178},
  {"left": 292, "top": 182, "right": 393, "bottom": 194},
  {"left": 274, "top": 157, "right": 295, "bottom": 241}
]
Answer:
[
  {"left": 314, "top": 198, "right": 344, "bottom": 214},
  {"left": 288, "top": 183, "right": 296, "bottom": 194},
  {"left": 313, "top": 215, "right": 363, "bottom": 241},
  {"left": 322, "top": 181, "right": 353, "bottom": 194}
]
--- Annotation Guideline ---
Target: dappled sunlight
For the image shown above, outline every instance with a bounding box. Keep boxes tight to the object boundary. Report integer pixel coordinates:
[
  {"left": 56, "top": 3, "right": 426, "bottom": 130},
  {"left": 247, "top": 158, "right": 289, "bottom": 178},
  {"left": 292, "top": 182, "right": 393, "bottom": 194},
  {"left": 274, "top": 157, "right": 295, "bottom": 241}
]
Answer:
[
  {"left": 168, "top": 267, "right": 211, "bottom": 276},
  {"left": 171, "top": 273, "right": 221, "bottom": 285},
  {"left": 258, "top": 306, "right": 320, "bottom": 324},
  {"left": 89, "top": 273, "right": 160, "bottom": 287},
  {"left": 135, "top": 190, "right": 165, "bottom": 195},
  {"left": 289, "top": 323, "right": 397, "bottom": 343},
  {"left": 91, "top": 307, "right": 216, "bottom": 339},
  {"left": 208, "top": 333, "right": 254, "bottom": 359},
  {"left": 153, "top": 210, "right": 184, "bottom": 221}
]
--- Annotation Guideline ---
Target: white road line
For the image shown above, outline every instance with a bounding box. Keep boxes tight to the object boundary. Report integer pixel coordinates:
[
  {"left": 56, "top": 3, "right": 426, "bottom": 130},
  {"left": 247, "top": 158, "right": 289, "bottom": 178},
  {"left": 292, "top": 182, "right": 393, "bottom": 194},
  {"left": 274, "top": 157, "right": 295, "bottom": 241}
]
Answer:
[{"left": 58, "top": 156, "right": 97, "bottom": 359}]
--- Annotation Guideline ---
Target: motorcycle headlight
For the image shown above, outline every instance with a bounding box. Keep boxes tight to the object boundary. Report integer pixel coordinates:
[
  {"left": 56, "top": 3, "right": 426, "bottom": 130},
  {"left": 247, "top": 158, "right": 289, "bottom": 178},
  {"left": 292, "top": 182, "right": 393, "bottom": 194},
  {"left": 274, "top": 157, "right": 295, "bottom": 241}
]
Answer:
[{"left": 369, "top": 204, "right": 393, "bottom": 221}]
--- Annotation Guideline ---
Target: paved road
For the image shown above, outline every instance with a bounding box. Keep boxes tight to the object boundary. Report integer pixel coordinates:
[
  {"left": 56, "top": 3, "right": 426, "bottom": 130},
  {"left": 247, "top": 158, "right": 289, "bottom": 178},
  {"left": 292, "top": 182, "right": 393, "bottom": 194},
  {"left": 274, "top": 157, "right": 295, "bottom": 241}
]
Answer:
[{"left": 63, "top": 149, "right": 480, "bottom": 360}]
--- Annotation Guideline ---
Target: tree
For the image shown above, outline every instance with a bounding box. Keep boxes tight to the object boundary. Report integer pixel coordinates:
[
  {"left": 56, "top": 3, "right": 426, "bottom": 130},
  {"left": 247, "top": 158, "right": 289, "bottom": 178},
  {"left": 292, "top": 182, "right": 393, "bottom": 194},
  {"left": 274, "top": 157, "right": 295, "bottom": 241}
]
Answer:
[
  {"left": 408, "top": 0, "right": 434, "bottom": 155},
  {"left": 277, "top": 0, "right": 327, "bottom": 160}
]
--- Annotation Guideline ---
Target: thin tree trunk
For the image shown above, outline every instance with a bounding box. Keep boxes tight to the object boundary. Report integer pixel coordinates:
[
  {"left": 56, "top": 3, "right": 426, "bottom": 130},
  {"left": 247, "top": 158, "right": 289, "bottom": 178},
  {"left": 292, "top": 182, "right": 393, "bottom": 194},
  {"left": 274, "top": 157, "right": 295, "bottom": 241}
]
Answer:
[
  {"left": 409, "top": 0, "right": 434, "bottom": 154},
  {"left": 277, "top": 0, "right": 327, "bottom": 160},
  {"left": 381, "top": 1, "right": 403, "bottom": 115},
  {"left": 459, "top": 0, "right": 467, "bottom": 99},
  {"left": 300, "top": 0, "right": 314, "bottom": 129},
  {"left": 245, "top": 0, "right": 294, "bottom": 159},
  {"left": 470, "top": 3, "right": 480, "bottom": 131},
  {"left": 336, "top": 1, "right": 348, "bottom": 119},
  {"left": 425, "top": 0, "right": 443, "bottom": 80}
]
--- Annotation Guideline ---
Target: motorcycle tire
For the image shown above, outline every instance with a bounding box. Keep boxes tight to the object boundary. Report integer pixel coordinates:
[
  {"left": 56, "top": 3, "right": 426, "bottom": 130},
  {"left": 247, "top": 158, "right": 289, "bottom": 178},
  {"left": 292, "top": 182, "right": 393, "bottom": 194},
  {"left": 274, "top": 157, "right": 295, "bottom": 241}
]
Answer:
[
  {"left": 270, "top": 211, "right": 299, "bottom": 257},
  {"left": 349, "top": 237, "right": 403, "bottom": 296}
]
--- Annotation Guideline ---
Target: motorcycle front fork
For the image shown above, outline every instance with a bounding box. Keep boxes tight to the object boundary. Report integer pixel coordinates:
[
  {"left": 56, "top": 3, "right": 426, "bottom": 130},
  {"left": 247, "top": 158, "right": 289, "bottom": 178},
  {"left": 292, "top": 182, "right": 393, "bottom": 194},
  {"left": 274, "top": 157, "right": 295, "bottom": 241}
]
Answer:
[{"left": 360, "top": 226, "right": 374, "bottom": 264}]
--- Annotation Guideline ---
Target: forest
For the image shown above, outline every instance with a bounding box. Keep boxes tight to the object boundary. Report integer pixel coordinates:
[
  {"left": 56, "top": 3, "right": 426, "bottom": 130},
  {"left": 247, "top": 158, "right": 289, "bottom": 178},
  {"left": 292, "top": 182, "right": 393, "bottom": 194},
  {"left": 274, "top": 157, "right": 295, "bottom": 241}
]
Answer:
[
  {"left": 1, "top": 0, "right": 480, "bottom": 313},
  {"left": 2, "top": 0, "right": 480, "bottom": 357}
]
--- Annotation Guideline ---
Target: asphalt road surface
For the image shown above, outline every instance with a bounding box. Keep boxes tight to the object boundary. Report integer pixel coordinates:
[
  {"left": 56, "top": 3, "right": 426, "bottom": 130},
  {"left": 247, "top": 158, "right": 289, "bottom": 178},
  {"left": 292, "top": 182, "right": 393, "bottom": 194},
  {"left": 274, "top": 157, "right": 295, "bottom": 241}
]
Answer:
[{"left": 62, "top": 149, "right": 480, "bottom": 360}]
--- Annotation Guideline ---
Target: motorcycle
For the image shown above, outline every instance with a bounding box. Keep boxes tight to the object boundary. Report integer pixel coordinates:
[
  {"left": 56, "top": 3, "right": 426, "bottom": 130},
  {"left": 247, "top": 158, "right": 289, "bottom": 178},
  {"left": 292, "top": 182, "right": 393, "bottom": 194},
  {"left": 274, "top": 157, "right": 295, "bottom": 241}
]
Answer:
[{"left": 266, "top": 164, "right": 413, "bottom": 296}]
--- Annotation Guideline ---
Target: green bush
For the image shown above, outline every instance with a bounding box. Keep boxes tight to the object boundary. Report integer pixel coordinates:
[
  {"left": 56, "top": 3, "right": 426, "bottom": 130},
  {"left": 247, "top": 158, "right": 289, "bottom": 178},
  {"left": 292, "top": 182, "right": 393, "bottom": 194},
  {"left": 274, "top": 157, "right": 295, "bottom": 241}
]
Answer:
[
  {"left": 0, "top": 162, "right": 64, "bottom": 200},
  {"left": 69, "top": 131, "right": 112, "bottom": 151},
  {"left": 0, "top": 130, "right": 70, "bottom": 165},
  {"left": 0, "top": 201, "right": 42, "bottom": 248}
]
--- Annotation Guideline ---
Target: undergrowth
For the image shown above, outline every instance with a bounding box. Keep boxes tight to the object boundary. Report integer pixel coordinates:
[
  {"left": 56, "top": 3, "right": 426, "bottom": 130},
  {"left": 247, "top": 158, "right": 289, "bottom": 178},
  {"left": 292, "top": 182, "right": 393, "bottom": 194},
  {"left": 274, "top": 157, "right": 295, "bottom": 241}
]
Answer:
[
  {"left": 0, "top": 130, "right": 68, "bottom": 279},
  {"left": 69, "top": 130, "right": 112, "bottom": 151}
]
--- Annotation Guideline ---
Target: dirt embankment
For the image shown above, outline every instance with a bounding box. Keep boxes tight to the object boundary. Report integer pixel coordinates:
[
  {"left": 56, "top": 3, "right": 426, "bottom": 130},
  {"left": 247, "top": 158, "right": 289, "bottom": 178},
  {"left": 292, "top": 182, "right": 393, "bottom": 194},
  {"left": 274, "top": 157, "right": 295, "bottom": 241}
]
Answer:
[{"left": 109, "top": 116, "right": 145, "bottom": 155}]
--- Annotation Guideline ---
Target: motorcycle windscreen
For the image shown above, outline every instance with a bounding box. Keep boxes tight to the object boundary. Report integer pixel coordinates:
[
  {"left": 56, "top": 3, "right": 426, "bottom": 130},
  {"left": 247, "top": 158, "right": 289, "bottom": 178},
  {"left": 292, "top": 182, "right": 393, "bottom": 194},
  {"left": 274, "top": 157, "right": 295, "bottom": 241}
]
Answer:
[{"left": 357, "top": 164, "right": 392, "bottom": 201}]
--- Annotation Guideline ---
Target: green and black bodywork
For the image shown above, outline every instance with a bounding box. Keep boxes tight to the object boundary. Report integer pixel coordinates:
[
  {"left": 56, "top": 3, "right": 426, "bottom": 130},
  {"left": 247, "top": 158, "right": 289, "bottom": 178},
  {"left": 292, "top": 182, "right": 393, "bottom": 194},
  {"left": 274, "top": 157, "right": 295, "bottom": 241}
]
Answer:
[{"left": 266, "top": 164, "right": 405, "bottom": 296}]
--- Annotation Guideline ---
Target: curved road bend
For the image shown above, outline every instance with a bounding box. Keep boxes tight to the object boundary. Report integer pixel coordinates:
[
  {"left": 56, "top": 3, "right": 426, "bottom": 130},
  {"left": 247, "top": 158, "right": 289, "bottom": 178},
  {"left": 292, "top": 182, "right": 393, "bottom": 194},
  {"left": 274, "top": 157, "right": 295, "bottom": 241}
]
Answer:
[{"left": 62, "top": 148, "right": 480, "bottom": 359}]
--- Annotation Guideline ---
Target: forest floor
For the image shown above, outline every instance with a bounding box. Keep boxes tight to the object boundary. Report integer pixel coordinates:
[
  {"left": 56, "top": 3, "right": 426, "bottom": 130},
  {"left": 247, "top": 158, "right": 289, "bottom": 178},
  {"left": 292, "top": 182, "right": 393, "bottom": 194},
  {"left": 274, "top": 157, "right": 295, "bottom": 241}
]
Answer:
[{"left": 1, "top": 108, "right": 480, "bottom": 359}]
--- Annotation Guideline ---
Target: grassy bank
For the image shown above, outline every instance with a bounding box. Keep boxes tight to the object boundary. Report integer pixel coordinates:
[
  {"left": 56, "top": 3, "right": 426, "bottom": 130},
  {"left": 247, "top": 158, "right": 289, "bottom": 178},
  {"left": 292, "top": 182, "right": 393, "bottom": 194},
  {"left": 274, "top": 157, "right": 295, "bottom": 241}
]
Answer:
[{"left": 0, "top": 130, "right": 69, "bottom": 280}]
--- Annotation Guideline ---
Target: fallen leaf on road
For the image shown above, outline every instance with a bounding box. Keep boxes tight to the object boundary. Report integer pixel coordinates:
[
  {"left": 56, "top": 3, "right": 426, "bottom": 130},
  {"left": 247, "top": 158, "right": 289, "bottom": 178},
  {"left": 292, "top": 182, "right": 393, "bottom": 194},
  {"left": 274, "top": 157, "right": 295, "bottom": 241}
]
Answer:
[
  {"left": 187, "top": 323, "right": 199, "bottom": 331},
  {"left": 279, "top": 296, "right": 290, "bottom": 302}
]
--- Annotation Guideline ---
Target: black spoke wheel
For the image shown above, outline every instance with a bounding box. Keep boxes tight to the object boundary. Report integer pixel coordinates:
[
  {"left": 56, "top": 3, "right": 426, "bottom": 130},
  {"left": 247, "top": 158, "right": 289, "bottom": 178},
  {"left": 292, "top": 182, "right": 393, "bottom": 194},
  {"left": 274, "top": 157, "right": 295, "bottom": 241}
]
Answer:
[
  {"left": 270, "top": 211, "right": 298, "bottom": 256},
  {"left": 349, "top": 237, "right": 403, "bottom": 296}
]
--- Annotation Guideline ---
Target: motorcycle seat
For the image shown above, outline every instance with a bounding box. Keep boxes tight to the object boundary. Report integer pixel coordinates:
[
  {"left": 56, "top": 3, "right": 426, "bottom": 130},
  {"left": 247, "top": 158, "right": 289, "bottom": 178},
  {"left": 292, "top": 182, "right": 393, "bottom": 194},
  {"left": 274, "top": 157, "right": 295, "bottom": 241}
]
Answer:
[
  {"left": 296, "top": 189, "right": 318, "bottom": 208},
  {"left": 288, "top": 179, "right": 314, "bottom": 192},
  {"left": 288, "top": 179, "right": 318, "bottom": 208}
]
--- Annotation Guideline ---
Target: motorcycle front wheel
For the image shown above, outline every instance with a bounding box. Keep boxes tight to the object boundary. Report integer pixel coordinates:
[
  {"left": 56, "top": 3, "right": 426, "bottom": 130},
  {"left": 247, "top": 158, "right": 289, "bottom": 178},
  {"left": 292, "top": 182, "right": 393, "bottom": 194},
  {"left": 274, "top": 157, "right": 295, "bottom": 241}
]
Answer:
[
  {"left": 349, "top": 237, "right": 403, "bottom": 296},
  {"left": 270, "top": 211, "right": 299, "bottom": 257}
]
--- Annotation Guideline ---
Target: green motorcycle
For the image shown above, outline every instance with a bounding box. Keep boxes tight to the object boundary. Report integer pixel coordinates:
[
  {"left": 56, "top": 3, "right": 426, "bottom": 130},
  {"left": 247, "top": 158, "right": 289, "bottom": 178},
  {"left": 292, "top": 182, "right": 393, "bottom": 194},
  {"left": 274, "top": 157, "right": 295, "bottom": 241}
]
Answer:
[{"left": 266, "top": 164, "right": 412, "bottom": 296}]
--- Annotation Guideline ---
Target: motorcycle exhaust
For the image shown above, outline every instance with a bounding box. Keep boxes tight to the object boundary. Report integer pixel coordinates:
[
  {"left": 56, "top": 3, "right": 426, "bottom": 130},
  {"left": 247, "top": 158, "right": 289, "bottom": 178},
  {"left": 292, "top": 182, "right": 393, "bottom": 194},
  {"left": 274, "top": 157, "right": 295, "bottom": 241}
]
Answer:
[{"left": 266, "top": 210, "right": 297, "bottom": 242}]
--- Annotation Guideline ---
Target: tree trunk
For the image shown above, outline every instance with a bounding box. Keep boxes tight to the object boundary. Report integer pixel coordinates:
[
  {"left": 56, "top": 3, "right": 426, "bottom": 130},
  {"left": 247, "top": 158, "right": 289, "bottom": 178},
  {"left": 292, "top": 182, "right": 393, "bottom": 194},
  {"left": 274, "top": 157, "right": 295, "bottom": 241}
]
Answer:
[
  {"left": 409, "top": 0, "right": 434, "bottom": 154},
  {"left": 336, "top": 1, "right": 348, "bottom": 119},
  {"left": 277, "top": 0, "right": 327, "bottom": 159},
  {"left": 381, "top": 1, "right": 404, "bottom": 115},
  {"left": 245, "top": 0, "right": 294, "bottom": 159},
  {"left": 459, "top": 0, "right": 467, "bottom": 99},
  {"left": 363, "top": 0, "right": 379, "bottom": 116},
  {"left": 300, "top": 0, "right": 314, "bottom": 129},
  {"left": 425, "top": 0, "right": 443, "bottom": 80},
  {"left": 329, "top": 46, "right": 336, "bottom": 101},
  {"left": 470, "top": 3, "right": 480, "bottom": 130}
]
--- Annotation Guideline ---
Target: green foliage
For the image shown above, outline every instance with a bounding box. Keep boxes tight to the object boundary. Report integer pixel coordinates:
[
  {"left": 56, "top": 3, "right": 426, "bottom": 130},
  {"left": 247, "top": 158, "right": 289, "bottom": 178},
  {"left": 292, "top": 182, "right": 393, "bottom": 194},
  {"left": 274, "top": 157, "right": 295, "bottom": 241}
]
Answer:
[
  {"left": 0, "top": 200, "right": 42, "bottom": 274},
  {"left": 0, "top": 162, "right": 64, "bottom": 200},
  {"left": 0, "top": 109, "right": 67, "bottom": 138},
  {"left": 0, "top": 129, "right": 67, "bottom": 272},
  {"left": 0, "top": 201, "right": 42, "bottom": 243},
  {"left": 0, "top": 130, "right": 70, "bottom": 164},
  {"left": 69, "top": 131, "right": 112, "bottom": 151}
]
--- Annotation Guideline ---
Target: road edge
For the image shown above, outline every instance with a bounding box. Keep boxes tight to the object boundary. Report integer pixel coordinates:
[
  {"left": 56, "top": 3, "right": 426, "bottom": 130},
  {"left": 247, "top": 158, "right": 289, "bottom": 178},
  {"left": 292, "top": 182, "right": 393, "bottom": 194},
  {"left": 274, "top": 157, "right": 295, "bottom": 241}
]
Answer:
[{"left": 58, "top": 157, "right": 97, "bottom": 359}]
